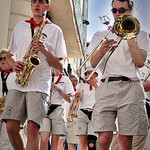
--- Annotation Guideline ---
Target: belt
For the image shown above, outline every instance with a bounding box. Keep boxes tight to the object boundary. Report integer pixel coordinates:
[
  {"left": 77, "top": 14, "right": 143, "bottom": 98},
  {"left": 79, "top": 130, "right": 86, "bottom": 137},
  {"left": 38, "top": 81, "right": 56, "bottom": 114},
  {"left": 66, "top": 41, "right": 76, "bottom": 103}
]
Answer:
[
  {"left": 101, "top": 76, "right": 131, "bottom": 82},
  {"left": 46, "top": 104, "right": 60, "bottom": 118}
]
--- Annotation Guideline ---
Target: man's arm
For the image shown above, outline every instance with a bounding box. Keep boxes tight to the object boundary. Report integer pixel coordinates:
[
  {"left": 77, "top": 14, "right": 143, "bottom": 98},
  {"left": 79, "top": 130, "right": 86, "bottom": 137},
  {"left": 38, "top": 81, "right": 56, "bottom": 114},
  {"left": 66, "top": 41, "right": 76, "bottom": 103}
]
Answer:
[
  {"left": 6, "top": 51, "right": 24, "bottom": 73},
  {"left": 30, "top": 40, "right": 63, "bottom": 72},
  {"left": 90, "top": 39, "right": 118, "bottom": 68},
  {"left": 128, "top": 39, "right": 147, "bottom": 68}
]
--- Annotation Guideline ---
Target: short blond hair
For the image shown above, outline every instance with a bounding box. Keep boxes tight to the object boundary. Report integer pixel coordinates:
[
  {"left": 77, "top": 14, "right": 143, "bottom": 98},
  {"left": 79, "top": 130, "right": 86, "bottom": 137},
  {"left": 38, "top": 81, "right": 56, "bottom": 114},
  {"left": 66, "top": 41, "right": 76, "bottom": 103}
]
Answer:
[{"left": 0, "top": 48, "right": 9, "bottom": 56}]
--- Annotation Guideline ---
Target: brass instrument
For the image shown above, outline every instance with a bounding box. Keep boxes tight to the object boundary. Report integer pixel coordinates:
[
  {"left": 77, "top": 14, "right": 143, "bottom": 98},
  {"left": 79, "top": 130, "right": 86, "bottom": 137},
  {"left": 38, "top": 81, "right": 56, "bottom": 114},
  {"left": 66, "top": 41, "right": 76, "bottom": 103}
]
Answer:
[
  {"left": 0, "top": 96, "right": 6, "bottom": 115},
  {"left": 76, "top": 14, "right": 140, "bottom": 82},
  {"left": 15, "top": 12, "right": 46, "bottom": 86},
  {"left": 67, "top": 88, "right": 83, "bottom": 122}
]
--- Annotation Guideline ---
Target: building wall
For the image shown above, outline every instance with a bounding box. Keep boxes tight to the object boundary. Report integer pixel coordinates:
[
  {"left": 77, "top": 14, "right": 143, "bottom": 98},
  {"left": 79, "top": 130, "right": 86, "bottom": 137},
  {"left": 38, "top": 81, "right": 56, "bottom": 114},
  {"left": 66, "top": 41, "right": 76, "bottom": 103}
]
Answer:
[{"left": 0, "top": 0, "right": 32, "bottom": 50}]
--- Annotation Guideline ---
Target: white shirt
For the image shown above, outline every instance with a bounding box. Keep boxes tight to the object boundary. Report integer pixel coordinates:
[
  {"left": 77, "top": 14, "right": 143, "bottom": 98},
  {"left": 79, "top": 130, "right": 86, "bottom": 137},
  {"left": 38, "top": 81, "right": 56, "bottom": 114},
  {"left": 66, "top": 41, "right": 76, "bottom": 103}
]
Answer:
[
  {"left": 78, "top": 83, "right": 97, "bottom": 109},
  {"left": 50, "top": 75, "right": 74, "bottom": 105},
  {"left": 8, "top": 21, "right": 67, "bottom": 95},
  {"left": 87, "top": 30, "right": 149, "bottom": 80},
  {"left": 139, "top": 64, "right": 150, "bottom": 99}
]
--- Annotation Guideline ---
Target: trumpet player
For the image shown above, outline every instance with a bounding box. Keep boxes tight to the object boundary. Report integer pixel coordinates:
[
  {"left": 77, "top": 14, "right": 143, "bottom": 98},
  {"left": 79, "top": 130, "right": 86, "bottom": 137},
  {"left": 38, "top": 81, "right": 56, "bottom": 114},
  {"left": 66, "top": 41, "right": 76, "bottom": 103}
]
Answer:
[
  {"left": 1, "top": 0, "right": 67, "bottom": 149},
  {"left": 87, "top": 0, "right": 149, "bottom": 150},
  {"left": 66, "top": 75, "right": 79, "bottom": 150},
  {"left": 0, "top": 48, "right": 13, "bottom": 150},
  {"left": 75, "top": 66, "right": 99, "bottom": 150}
]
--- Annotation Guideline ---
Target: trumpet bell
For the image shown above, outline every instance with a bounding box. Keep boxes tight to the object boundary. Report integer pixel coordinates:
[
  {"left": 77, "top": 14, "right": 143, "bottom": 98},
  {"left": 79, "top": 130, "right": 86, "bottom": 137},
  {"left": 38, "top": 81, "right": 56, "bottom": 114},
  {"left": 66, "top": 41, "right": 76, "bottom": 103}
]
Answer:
[{"left": 113, "top": 14, "right": 140, "bottom": 40}]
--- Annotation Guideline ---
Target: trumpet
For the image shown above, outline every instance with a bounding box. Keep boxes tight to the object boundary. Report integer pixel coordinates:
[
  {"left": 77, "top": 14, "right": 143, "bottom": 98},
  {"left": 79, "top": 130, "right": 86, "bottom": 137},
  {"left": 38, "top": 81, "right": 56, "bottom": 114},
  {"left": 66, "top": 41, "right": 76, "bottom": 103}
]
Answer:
[
  {"left": 67, "top": 88, "right": 83, "bottom": 122},
  {"left": 76, "top": 14, "right": 140, "bottom": 82}
]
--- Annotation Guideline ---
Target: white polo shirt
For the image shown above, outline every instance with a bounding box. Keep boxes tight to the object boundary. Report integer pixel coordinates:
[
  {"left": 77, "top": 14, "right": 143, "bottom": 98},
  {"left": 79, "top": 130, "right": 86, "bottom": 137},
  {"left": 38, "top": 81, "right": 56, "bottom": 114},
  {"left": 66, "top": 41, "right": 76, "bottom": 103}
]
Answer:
[
  {"left": 50, "top": 75, "right": 74, "bottom": 105},
  {"left": 87, "top": 30, "right": 149, "bottom": 80},
  {"left": 8, "top": 21, "right": 67, "bottom": 95},
  {"left": 78, "top": 83, "right": 97, "bottom": 109}
]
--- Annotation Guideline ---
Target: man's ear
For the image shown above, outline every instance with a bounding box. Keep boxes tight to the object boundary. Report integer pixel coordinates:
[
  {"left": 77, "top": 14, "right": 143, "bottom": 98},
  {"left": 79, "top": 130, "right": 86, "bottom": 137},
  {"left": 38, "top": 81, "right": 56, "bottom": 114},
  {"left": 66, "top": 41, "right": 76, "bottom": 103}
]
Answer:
[{"left": 46, "top": 4, "right": 50, "bottom": 11}]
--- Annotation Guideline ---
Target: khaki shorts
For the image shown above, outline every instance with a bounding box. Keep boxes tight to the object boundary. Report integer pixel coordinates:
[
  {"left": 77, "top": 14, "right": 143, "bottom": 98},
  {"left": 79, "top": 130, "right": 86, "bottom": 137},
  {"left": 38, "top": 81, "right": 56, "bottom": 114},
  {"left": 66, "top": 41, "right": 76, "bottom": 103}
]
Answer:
[
  {"left": 2, "top": 89, "right": 48, "bottom": 126},
  {"left": 40, "top": 106, "right": 66, "bottom": 135},
  {"left": 67, "top": 121, "right": 78, "bottom": 144},
  {"left": 75, "top": 109, "right": 96, "bottom": 136},
  {"left": 93, "top": 81, "right": 148, "bottom": 136}
]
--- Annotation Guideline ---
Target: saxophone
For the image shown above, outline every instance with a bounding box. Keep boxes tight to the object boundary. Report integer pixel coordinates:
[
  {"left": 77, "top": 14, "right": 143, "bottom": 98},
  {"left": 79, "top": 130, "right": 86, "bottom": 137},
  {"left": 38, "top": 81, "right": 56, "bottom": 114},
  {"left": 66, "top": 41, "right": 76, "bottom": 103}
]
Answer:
[
  {"left": 15, "top": 12, "right": 46, "bottom": 86},
  {"left": 0, "top": 96, "right": 6, "bottom": 115}
]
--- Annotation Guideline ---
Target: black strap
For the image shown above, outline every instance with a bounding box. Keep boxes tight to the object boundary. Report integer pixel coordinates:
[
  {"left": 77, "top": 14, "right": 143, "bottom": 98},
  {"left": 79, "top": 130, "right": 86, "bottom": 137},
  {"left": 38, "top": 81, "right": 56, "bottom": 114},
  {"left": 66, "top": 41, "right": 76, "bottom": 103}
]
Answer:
[
  {"left": 46, "top": 105, "right": 60, "bottom": 118},
  {"left": 1, "top": 71, "right": 10, "bottom": 96},
  {"left": 80, "top": 109, "right": 93, "bottom": 120},
  {"left": 31, "top": 24, "right": 34, "bottom": 37}
]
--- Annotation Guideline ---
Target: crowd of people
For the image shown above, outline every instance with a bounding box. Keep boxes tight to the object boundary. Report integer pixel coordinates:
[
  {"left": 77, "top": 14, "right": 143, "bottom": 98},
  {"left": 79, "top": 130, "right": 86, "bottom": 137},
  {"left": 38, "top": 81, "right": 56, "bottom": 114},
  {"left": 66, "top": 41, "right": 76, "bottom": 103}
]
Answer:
[{"left": 0, "top": 0, "right": 150, "bottom": 150}]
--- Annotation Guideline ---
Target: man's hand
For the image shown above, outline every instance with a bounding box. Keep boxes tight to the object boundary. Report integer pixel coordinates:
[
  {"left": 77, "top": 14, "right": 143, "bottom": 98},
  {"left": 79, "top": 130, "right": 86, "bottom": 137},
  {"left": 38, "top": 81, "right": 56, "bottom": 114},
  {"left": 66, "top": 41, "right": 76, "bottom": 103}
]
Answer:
[
  {"left": 14, "top": 61, "right": 24, "bottom": 73},
  {"left": 30, "top": 40, "right": 47, "bottom": 54}
]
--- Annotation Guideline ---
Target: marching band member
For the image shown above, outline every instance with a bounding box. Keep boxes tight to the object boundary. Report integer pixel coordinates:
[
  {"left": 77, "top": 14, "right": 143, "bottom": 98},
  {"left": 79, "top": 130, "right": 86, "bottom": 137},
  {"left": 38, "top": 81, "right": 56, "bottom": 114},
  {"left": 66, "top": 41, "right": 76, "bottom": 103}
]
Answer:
[
  {"left": 40, "top": 69, "right": 74, "bottom": 150},
  {"left": 1, "top": 0, "right": 67, "bottom": 149},
  {"left": 0, "top": 48, "right": 13, "bottom": 149},
  {"left": 75, "top": 66, "right": 99, "bottom": 150},
  {"left": 66, "top": 75, "right": 79, "bottom": 150},
  {"left": 87, "top": 0, "right": 149, "bottom": 149}
]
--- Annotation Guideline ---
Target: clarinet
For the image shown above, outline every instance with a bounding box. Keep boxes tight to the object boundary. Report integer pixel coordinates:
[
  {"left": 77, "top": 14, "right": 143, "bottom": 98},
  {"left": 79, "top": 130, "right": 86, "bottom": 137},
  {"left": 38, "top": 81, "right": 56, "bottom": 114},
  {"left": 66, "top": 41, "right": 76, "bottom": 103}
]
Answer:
[{"left": 46, "top": 69, "right": 55, "bottom": 117}]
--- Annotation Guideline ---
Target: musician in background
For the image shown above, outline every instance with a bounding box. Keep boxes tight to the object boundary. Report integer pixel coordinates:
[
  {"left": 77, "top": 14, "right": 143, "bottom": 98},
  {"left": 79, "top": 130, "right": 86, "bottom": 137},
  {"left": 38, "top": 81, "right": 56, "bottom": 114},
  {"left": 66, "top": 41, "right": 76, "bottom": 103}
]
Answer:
[
  {"left": 65, "top": 75, "right": 79, "bottom": 150},
  {"left": 40, "top": 69, "right": 74, "bottom": 150},
  {"left": 87, "top": 0, "right": 149, "bottom": 149},
  {"left": 0, "top": 48, "right": 13, "bottom": 149},
  {"left": 1, "top": 0, "right": 67, "bottom": 149},
  {"left": 75, "top": 66, "right": 99, "bottom": 150}
]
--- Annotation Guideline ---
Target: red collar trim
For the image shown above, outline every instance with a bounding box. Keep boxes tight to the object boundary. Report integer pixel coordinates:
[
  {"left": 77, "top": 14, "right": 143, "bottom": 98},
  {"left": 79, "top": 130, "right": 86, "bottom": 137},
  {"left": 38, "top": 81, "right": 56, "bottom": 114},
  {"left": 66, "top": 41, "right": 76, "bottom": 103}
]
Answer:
[
  {"left": 25, "top": 17, "right": 51, "bottom": 29},
  {"left": 1, "top": 69, "right": 13, "bottom": 77},
  {"left": 87, "top": 81, "right": 92, "bottom": 91},
  {"left": 55, "top": 74, "right": 63, "bottom": 84}
]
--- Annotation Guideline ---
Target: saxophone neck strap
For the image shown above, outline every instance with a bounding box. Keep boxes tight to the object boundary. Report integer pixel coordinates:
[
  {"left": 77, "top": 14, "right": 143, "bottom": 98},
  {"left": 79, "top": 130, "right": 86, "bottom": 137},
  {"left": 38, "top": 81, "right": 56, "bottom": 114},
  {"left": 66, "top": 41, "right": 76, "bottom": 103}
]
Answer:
[{"left": 31, "top": 24, "right": 34, "bottom": 38}]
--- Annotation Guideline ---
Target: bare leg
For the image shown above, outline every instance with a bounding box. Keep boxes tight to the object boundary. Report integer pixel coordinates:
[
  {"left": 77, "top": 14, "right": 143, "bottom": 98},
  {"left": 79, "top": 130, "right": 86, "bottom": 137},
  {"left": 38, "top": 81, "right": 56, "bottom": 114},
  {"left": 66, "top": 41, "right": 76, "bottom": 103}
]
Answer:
[
  {"left": 26, "top": 121, "right": 40, "bottom": 150},
  {"left": 58, "top": 137, "right": 65, "bottom": 150},
  {"left": 79, "top": 135, "right": 88, "bottom": 150},
  {"left": 97, "top": 132, "right": 113, "bottom": 150},
  {"left": 51, "top": 134, "right": 60, "bottom": 150},
  {"left": 118, "top": 134, "right": 132, "bottom": 150},
  {"left": 6, "top": 119, "right": 25, "bottom": 150},
  {"left": 40, "top": 131, "right": 50, "bottom": 150},
  {"left": 68, "top": 143, "right": 75, "bottom": 150}
]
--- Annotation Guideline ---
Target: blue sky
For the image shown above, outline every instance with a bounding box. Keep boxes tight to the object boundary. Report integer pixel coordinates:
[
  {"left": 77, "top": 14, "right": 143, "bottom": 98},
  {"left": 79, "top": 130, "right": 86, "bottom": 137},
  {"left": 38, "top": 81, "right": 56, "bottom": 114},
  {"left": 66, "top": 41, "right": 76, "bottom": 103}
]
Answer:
[{"left": 87, "top": 0, "right": 150, "bottom": 42}]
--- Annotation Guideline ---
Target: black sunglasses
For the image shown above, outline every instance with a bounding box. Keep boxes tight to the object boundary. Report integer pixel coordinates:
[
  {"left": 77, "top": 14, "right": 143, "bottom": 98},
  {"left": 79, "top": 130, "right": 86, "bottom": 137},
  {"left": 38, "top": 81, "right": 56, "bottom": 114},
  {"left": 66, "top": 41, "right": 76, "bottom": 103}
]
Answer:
[
  {"left": 0, "top": 57, "right": 6, "bottom": 61},
  {"left": 111, "top": 7, "right": 129, "bottom": 14},
  {"left": 31, "top": 0, "right": 44, "bottom": 3}
]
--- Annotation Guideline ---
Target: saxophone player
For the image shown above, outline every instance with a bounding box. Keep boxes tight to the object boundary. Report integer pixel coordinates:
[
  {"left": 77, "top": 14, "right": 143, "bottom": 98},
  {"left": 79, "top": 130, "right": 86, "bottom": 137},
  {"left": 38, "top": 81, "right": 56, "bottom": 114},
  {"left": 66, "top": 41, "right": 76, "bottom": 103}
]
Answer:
[
  {"left": 75, "top": 66, "right": 99, "bottom": 150},
  {"left": 1, "top": 0, "right": 67, "bottom": 149},
  {"left": 0, "top": 48, "right": 13, "bottom": 150}
]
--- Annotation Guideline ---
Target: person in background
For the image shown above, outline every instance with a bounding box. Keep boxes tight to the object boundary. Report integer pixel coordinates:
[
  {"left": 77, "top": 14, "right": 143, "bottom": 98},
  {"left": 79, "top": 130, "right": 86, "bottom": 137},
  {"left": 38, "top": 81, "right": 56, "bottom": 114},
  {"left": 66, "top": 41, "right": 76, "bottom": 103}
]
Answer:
[
  {"left": 0, "top": 48, "right": 13, "bottom": 149},
  {"left": 87, "top": 0, "right": 149, "bottom": 149},
  {"left": 65, "top": 75, "right": 79, "bottom": 150},
  {"left": 1, "top": 0, "right": 67, "bottom": 149},
  {"left": 40, "top": 69, "right": 74, "bottom": 150},
  {"left": 75, "top": 66, "right": 99, "bottom": 150}
]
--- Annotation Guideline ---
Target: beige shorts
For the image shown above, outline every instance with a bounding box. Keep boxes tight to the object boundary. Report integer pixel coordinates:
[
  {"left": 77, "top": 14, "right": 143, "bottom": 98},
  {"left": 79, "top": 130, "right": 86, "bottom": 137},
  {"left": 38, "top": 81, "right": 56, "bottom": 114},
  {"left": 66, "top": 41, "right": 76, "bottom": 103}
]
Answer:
[
  {"left": 67, "top": 121, "right": 78, "bottom": 144},
  {"left": 75, "top": 109, "right": 96, "bottom": 136},
  {"left": 2, "top": 89, "right": 48, "bottom": 126},
  {"left": 93, "top": 81, "right": 148, "bottom": 136},
  {"left": 40, "top": 106, "right": 66, "bottom": 135}
]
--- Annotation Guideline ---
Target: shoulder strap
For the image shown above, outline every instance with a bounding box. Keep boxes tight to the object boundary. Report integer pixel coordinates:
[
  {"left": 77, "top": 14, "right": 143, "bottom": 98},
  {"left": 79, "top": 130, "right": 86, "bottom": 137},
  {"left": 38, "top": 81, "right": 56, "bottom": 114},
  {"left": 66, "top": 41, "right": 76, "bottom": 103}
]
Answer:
[{"left": 31, "top": 24, "right": 34, "bottom": 37}]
